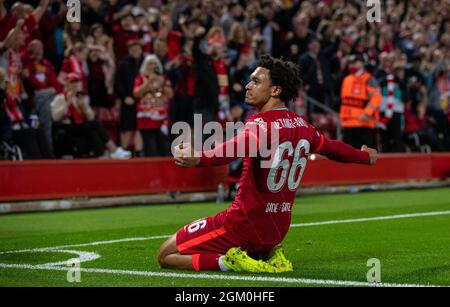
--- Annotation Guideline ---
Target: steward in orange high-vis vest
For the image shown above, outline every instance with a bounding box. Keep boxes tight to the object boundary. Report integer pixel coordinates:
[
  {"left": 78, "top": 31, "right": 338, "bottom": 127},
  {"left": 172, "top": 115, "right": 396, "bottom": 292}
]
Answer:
[{"left": 340, "top": 54, "right": 382, "bottom": 148}]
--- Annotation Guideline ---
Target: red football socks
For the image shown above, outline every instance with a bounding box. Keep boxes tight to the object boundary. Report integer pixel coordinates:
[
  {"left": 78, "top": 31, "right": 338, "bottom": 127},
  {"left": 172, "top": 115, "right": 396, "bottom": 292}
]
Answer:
[{"left": 192, "top": 253, "right": 222, "bottom": 271}]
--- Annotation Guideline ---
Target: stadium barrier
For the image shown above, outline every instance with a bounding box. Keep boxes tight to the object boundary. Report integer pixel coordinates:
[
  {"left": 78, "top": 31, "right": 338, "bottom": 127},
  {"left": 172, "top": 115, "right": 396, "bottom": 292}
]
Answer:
[
  {"left": 1, "top": 154, "right": 449, "bottom": 205},
  {"left": 0, "top": 158, "right": 228, "bottom": 202},
  {"left": 302, "top": 153, "right": 450, "bottom": 186}
]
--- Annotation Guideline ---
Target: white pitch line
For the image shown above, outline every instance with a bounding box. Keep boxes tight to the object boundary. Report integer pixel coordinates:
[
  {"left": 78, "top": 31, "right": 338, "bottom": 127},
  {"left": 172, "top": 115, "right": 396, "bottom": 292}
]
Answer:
[
  {"left": 40, "top": 250, "right": 101, "bottom": 267},
  {"left": 290, "top": 210, "right": 450, "bottom": 227},
  {"left": 0, "top": 235, "right": 172, "bottom": 255},
  {"left": 2, "top": 210, "right": 450, "bottom": 255},
  {"left": 0, "top": 263, "right": 441, "bottom": 287},
  {"left": 39, "top": 235, "right": 172, "bottom": 250},
  {"left": 1, "top": 210, "right": 449, "bottom": 287}
]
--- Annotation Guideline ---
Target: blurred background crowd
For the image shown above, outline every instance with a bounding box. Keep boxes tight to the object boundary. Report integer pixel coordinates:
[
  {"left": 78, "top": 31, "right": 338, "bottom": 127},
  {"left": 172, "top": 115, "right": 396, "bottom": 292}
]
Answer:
[{"left": 0, "top": 0, "right": 449, "bottom": 160}]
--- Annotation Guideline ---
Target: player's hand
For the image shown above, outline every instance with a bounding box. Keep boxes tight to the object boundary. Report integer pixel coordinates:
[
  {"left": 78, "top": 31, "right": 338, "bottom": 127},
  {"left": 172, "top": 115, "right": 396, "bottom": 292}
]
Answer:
[
  {"left": 361, "top": 145, "right": 377, "bottom": 165},
  {"left": 174, "top": 143, "right": 200, "bottom": 168}
]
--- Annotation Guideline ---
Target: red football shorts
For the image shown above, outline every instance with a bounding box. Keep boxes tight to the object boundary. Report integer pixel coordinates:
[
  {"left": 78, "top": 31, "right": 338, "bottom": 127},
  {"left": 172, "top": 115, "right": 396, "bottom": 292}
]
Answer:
[{"left": 176, "top": 210, "right": 276, "bottom": 255}]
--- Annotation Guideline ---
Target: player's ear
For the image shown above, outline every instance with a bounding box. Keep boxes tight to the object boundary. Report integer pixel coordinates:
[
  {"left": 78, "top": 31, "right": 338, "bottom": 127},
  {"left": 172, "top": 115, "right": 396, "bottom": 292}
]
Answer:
[{"left": 271, "top": 85, "right": 282, "bottom": 98}]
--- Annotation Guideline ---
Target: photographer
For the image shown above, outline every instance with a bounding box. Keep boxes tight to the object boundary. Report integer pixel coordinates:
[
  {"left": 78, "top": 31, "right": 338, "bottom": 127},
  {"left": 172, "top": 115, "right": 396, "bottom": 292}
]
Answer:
[{"left": 50, "top": 73, "right": 130, "bottom": 159}]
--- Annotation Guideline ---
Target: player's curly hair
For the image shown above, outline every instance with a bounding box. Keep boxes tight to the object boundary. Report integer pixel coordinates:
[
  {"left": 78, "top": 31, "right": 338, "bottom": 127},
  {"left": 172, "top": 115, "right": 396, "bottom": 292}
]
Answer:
[{"left": 258, "top": 55, "right": 303, "bottom": 103}]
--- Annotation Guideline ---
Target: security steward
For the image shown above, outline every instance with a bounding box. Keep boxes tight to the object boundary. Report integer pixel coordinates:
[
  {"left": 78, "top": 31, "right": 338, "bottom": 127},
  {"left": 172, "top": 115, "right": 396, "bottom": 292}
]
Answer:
[{"left": 340, "top": 54, "right": 382, "bottom": 148}]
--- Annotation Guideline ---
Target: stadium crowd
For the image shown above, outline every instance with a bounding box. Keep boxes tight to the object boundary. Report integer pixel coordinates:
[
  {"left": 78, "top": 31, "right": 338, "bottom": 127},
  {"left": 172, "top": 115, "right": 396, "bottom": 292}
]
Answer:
[{"left": 0, "top": 0, "right": 449, "bottom": 160}]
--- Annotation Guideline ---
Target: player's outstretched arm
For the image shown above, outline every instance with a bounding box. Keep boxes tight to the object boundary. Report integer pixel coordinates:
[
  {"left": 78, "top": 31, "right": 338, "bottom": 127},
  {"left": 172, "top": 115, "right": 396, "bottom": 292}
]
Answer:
[
  {"left": 174, "top": 128, "right": 260, "bottom": 168},
  {"left": 173, "top": 136, "right": 245, "bottom": 168},
  {"left": 315, "top": 136, "right": 377, "bottom": 165}
]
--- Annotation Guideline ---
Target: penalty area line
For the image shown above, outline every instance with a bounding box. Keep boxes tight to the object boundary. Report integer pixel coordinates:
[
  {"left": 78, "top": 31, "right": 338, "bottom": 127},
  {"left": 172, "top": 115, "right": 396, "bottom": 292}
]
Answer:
[{"left": 0, "top": 263, "right": 441, "bottom": 287}]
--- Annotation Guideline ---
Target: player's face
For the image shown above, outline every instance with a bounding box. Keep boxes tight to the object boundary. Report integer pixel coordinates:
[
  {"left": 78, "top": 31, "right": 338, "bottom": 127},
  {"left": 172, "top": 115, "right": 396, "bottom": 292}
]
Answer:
[{"left": 245, "top": 67, "right": 273, "bottom": 107}]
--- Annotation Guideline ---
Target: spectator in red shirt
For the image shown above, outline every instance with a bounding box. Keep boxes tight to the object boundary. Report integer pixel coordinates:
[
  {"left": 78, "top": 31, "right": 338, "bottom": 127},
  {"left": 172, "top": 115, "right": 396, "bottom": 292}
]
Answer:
[
  {"left": 22, "top": 40, "right": 62, "bottom": 94},
  {"left": 0, "top": 0, "right": 49, "bottom": 50},
  {"left": 22, "top": 39, "right": 62, "bottom": 158},
  {"left": 157, "top": 13, "right": 182, "bottom": 61},
  {"left": 112, "top": 10, "right": 140, "bottom": 63},
  {"left": 168, "top": 39, "right": 196, "bottom": 128},
  {"left": 133, "top": 54, "right": 173, "bottom": 156},
  {"left": 2, "top": 23, "right": 26, "bottom": 101},
  {"left": 58, "top": 43, "right": 89, "bottom": 95},
  {"left": 404, "top": 101, "right": 443, "bottom": 152},
  {"left": 0, "top": 66, "right": 42, "bottom": 159}
]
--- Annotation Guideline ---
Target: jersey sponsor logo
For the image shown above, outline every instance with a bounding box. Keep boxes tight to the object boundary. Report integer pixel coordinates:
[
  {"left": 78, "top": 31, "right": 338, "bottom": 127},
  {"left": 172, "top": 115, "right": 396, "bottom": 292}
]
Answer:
[
  {"left": 265, "top": 202, "right": 292, "bottom": 213},
  {"left": 248, "top": 117, "right": 267, "bottom": 132}
]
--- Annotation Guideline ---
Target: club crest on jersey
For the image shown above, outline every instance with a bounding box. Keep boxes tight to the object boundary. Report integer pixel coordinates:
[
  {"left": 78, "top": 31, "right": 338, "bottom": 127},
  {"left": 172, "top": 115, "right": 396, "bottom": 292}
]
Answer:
[{"left": 248, "top": 117, "right": 267, "bottom": 132}]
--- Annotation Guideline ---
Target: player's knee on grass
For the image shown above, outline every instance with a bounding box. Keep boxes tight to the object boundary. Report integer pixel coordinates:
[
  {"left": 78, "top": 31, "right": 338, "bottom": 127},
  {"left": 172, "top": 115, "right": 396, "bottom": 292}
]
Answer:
[
  {"left": 157, "top": 235, "right": 178, "bottom": 268},
  {"left": 157, "top": 249, "right": 168, "bottom": 268}
]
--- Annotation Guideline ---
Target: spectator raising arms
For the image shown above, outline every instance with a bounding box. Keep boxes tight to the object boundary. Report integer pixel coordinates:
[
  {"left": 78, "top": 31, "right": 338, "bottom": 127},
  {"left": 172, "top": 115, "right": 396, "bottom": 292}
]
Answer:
[
  {"left": 0, "top": 0, "right": 50, "bottom": 49},
  {"left": 0, "top": 0, "right": 449, "bottom": 159}
]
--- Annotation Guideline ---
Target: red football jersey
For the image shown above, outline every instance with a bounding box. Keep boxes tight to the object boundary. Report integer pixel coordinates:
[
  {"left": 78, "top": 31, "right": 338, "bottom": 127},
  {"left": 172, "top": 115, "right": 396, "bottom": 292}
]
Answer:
[
  {"left": 200, "top": 108, "right": 370, "bottom": 247},
  {"left": 227, "top": 109, "right": 321, "bottom": 246}
]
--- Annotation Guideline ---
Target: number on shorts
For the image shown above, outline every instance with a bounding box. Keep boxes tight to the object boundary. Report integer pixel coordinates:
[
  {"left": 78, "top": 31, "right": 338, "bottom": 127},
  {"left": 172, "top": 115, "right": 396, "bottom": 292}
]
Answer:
[
  {"left": 267, "top": 140, "right": 310, "bottom": 192},
  {"left": 187, "top": 219, "right": 207, "bottom": 234}
]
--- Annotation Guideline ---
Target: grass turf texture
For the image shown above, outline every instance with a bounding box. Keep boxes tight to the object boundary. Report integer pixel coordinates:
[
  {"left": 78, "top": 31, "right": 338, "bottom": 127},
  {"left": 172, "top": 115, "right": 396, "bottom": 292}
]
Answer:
[{"left": 0, "top": 188, "right": 449, "bottom": 287}]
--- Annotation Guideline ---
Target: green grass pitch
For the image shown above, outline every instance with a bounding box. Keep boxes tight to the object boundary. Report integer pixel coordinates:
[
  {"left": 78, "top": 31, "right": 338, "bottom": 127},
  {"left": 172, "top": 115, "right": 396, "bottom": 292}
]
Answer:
[{"left": 0, "top": 188, "right": 449, "bottom": 287}]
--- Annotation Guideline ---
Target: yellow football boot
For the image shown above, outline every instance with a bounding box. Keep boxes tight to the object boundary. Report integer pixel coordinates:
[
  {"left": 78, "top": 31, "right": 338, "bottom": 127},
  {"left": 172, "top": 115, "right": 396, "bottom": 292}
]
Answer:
[
  {"left": 222, "top": 247, "right": 279, "bottom": 273},
  {"left": 267, "top": 246, "right": 293, "bottom": 272}
]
